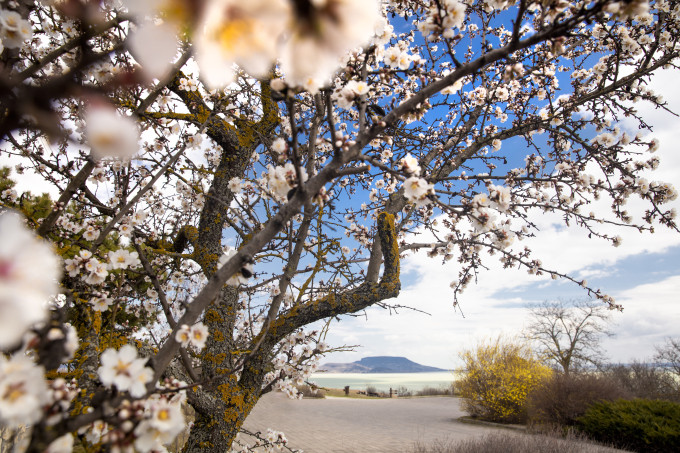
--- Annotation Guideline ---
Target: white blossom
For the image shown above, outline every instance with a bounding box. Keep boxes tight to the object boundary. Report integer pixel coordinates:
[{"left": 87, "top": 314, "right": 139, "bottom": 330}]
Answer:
[
  {"left": 175, "top": 324, "right": 191, "bottom": 347},
  {"left": 175, "top": 322, "right": 208, "bottom": 350},
  {"left": 82, "top": 225, "right": 99, "bottom": 241},
  {"left": 472, "top": 193, "right": 490, "bottom": 207},
  {"left": 495, "top": 86, "right": 509, "bottom": 101},
  {"left": 133, "top": 395, "right": 186, "bottom": 452},
  {"left": 385, "top": 46, "right": 408, "bottom": 69},
  {"left": 98, "top": 344, "right": 152, "bottom": 397},
  {"left": 131, "top": 211, "right": 148, "bottom": 226},
  {"left": 90, "top": 296, "right": 113, "bottom": 312},
  {"left": 403, "top": 177, "right": 435, "bottom": 207},
  {"left": 84, "top": 260, "right": 108, "bottom": 285},
  {"left": 190, "top": 323, "right": 209, "bottom": 350},
  {"left": 108, "top": 249, "right": 141, "bottom": 270},
  {"left": 399, "top": 153, "right": 421, "bottom": 175},
  {"left": 488, "top": 185, "right": 511, "bottom": 212},
  {"left": 493, "top": 227, "right": 515, "bottom": 249},
  {"left": 0, "top": 10, "right": 32, "bottom": 49},
  {"left": 470, "top": 207, "right": 496, "bottom": 233},
  {"left": 272, "top": 137, "right": 287, "bottom": 154},
  {"left": 218, "top": 249, "right": 255, "bottom": 286},
  {"left": 85, "top": 420, "right": 108, "bottom": 444},
  {"left": 266, "top": 163, "right": 308, "bottom": 201},
  {"left": 441, "top": 77, "right": 463, "bottom": 95},
  {"left": 128, "top": 21, "right": 180, "bottom": 80}
]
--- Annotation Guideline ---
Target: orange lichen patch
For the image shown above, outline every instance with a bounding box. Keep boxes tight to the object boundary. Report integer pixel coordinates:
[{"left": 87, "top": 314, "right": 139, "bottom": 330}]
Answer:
[
  {"left": 213, "top": 330, "right": 225, "bottom": 342},
  {"left": 203, "top": 352, "right": 227, "bottom": 365},
  {"left": 92, "top": 312, "right": 102, "bottom": 336},
  {"left": 191, "top": 242, "right": 221, "bottom": 275},
  {"left": 217, "top": 380, "right": 258, "bottom": 426},
  {"left": 204, "top": 309, "right": 223, "bottom": 324}
]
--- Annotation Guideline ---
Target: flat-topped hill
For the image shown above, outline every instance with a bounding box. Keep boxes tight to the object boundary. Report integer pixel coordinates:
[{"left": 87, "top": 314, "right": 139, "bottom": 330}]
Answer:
[{"left": 321, "top": 356, "right": 446, "bottom": 373}]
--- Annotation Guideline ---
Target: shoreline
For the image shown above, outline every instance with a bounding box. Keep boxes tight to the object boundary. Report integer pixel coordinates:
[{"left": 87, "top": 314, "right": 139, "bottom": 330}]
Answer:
[{"left": 299, "top": 385, "right": 457, "bottom": 399}]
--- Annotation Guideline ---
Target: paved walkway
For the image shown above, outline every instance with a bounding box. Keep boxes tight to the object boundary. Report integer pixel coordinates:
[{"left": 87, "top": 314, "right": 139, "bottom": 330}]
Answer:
[{"left": 243, "top": 393, "right": 505, "bottom": 452}]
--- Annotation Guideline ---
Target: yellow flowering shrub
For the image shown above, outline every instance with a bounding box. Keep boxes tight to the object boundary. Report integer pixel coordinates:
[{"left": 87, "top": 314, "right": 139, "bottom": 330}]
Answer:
[{"left": 458, "top": 337, "right": 553, "bottom": 423}]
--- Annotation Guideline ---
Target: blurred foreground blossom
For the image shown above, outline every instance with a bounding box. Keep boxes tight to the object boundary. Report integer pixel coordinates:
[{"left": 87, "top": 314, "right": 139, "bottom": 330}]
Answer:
[
  {"left": 85, "top": 107, "right": 140, "bottom": 161},
  {"left": 279, "top": 0, "right": 381, "bottom": 90},
  {"left": 127, "top": 0, "right": 381, "bottom": 90},
  {"left": 119, "top": 0, "right": 186, "bottom": 79},
  {"left": 134, "top": 395, "right": 186, "bottom": 452},
  {"left": 0, "top": 9, "right": 32, "bottom": 50},
  {"left": 196, "top": 0, "right": 291, "bottom": 88},
  {"left": 46, "top": 433, "right": 74, "bottom": 453},
  {"left": 0, "top": 212, "right": 61, "bottom": 349},
  {"left": 0, "top": 354, "right": 48, "bottom": 427}
]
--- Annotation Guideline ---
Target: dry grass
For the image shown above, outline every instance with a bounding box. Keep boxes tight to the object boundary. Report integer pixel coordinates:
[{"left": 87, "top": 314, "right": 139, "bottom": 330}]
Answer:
[
  {"left": 319, "top": 386, "right": 456, "bottom": 399},
  {"left": 412, "top": 431, "right": 629, "bottom": 453},
  {"left": 295, "top": 384, "right": 325, "bottom": 398},
  {"left": 415, "top": 385, "right": 456, "bottom": 396}
]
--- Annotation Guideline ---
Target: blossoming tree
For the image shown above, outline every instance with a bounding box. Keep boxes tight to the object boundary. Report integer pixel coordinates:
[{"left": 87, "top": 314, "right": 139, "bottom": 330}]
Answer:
[{"left": 0, "top": 0, "right": 678, "bottom": 451}]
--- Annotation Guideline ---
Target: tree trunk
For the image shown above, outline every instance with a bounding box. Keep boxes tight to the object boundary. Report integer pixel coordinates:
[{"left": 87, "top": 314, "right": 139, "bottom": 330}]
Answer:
[{"left": 183, "top": 377, "right": 261, "bottom": 452}]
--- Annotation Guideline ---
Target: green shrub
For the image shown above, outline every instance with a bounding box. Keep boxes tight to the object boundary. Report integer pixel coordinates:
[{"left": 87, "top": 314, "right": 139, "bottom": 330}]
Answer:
[
  {"left": 458, "top": 336, "right": 553, "bottom": 423},
  {"left": 576, "top": 399, "right": 680, "bottom": 452},
  {"left": 528, "top": 372, "right": 629, "bottom": 426}
]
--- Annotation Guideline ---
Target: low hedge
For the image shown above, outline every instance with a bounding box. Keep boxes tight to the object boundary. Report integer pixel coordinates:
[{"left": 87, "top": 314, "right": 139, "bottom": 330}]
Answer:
[{"left": 576, "top": 398, "right": 680, "bottom": 453}]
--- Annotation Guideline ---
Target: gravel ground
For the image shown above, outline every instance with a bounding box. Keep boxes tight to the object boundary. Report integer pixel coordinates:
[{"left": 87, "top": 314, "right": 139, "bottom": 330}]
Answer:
[{"left": 242, "top": 393, "right": 504, "bottom": 452}]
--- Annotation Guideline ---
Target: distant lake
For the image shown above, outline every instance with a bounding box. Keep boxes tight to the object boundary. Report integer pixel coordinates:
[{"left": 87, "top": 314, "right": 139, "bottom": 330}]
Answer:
[{"left": 309, "top": 371, "right": 461, "bottom": 393}]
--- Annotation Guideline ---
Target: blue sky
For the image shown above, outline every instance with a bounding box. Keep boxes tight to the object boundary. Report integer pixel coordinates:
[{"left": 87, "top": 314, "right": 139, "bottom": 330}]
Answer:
[{"left": 318, "top": 67, "right": 680, "bottom": 370}]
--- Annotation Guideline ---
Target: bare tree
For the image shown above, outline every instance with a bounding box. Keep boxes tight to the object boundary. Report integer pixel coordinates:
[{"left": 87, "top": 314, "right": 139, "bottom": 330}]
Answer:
[
  {"left": 603, "top": 360, "right": 679, "bottom": 401},
  {"left": 654, "top": 337, "right": 680, "bottom": 378},
  {"left": 524, "top": 300, "right": 614, "bottom": 374}
]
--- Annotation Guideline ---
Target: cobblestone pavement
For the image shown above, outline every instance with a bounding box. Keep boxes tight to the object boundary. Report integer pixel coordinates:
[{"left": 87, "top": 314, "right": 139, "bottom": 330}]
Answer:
[{"left": 242, "top": 393, "right": 504, "bottom": 452}]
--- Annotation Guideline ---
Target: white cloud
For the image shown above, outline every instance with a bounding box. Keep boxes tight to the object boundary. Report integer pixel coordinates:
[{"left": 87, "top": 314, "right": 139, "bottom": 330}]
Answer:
[{"left": 602, "top": 274, "right": 680, "bottom": 362}]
